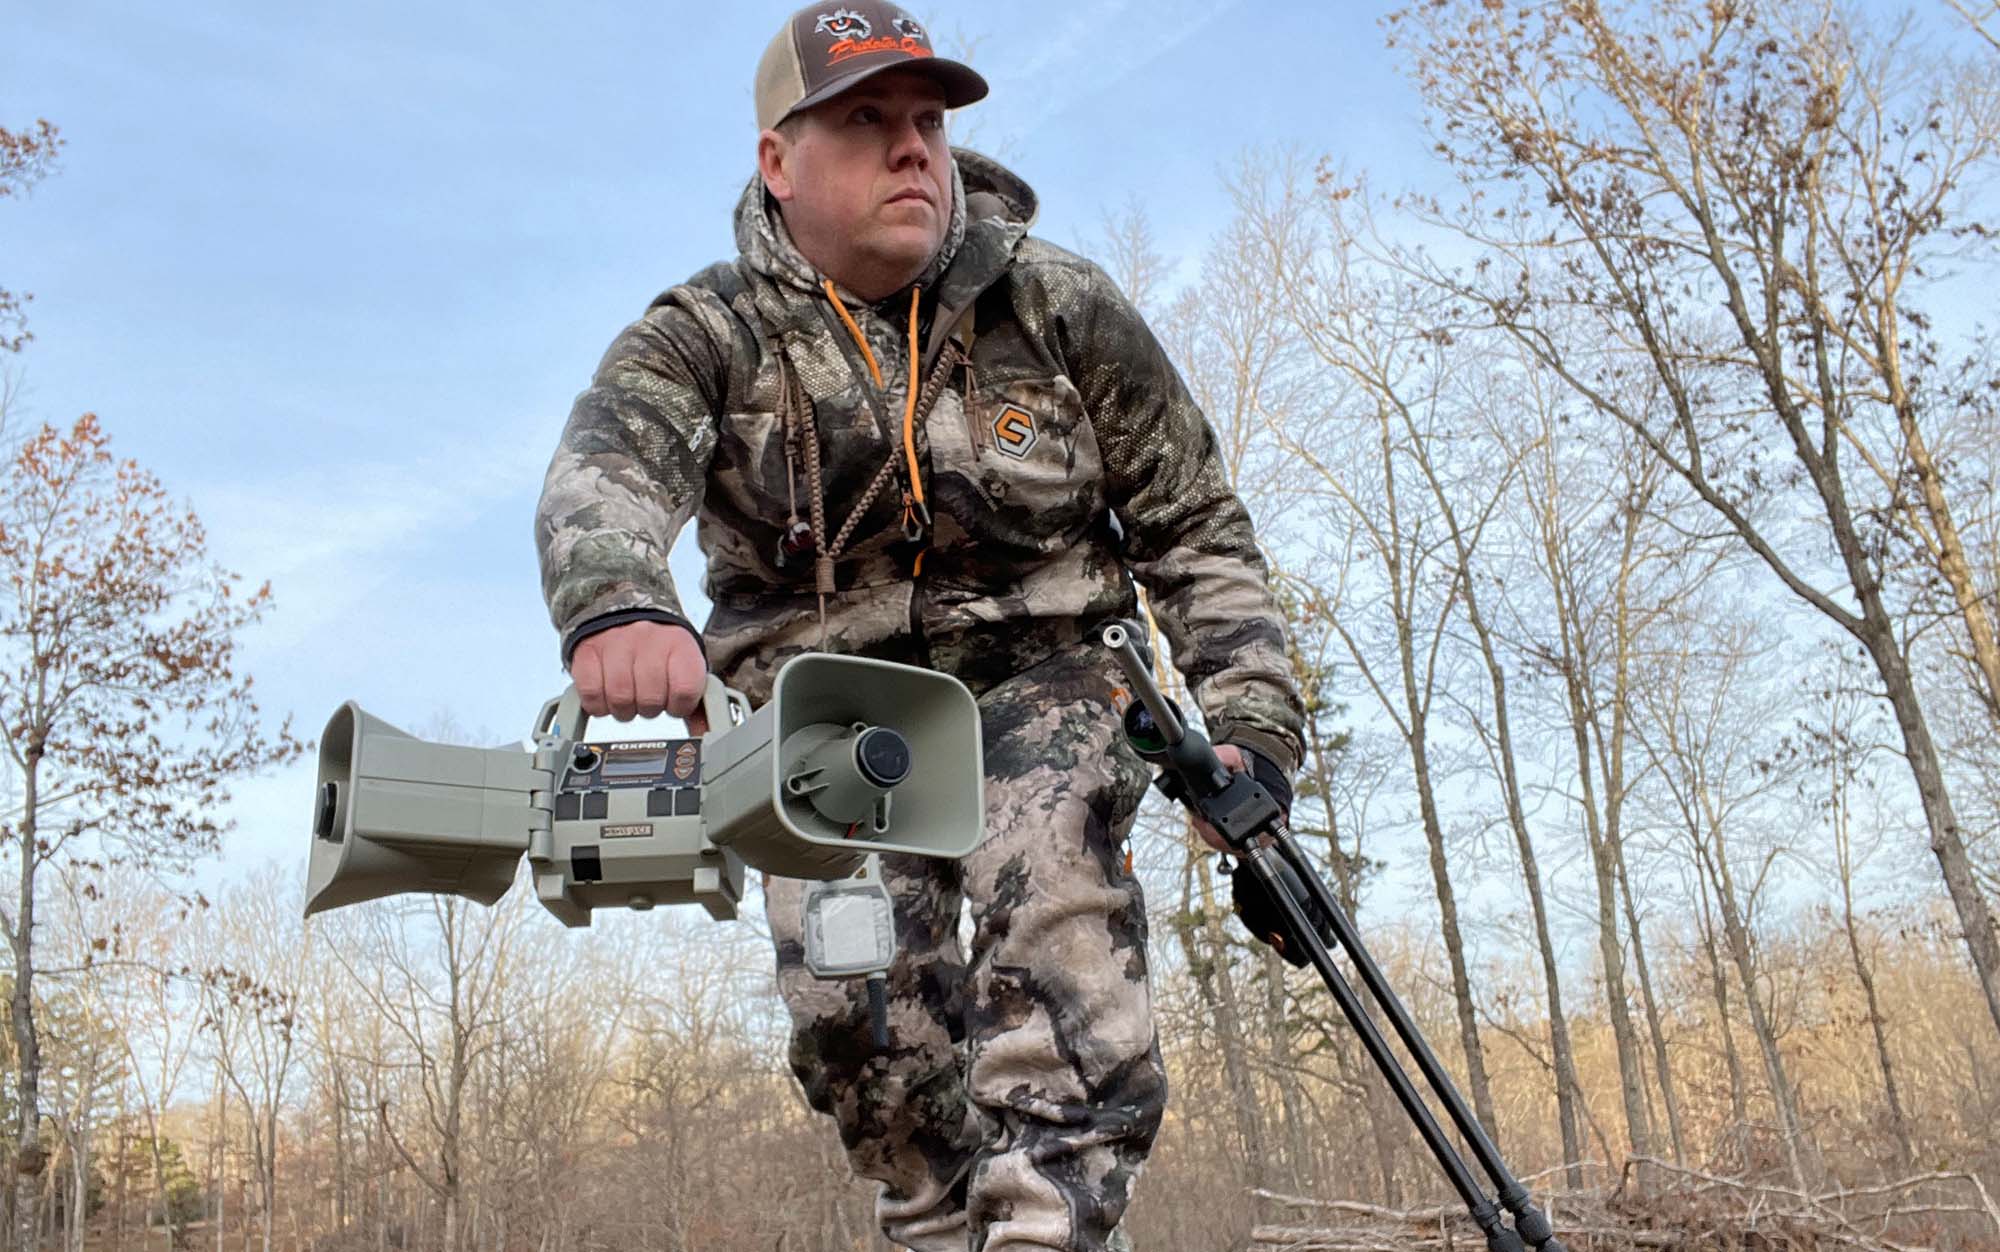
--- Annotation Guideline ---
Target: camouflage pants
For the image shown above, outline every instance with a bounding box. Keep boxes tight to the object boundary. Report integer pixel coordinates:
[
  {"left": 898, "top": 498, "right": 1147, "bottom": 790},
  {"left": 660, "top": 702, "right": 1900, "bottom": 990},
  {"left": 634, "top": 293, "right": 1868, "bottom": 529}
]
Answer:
[{"left": 766, "top": 643, "right": 1166, "bottom": 1252}]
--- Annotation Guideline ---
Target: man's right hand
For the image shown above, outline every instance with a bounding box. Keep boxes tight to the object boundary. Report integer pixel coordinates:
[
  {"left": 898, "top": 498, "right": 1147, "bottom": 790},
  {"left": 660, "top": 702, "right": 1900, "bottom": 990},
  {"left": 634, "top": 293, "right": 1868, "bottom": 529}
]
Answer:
[{"left": 569, "top": 620, "right": 710, "bottom": 734}]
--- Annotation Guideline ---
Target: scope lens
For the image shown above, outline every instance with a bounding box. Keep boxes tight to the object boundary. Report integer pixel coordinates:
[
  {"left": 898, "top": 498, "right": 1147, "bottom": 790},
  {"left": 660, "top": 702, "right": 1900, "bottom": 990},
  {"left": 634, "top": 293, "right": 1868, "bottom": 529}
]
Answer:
[
  {"left": 1123, "top": 701, "right": 1174, "bottom": 761},
  {"left": 854, "top": 727, "right": 913, "bottom": 788}
]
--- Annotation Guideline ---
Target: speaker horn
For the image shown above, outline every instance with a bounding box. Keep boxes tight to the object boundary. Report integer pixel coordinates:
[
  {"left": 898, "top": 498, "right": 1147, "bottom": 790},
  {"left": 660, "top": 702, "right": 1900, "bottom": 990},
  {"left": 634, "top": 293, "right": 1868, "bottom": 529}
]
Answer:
[
  {"left": 304, "top": 704, "right": 543, "bottom": 916},
  {"left": 701, "top": 654, "right": 984, "bottom": 879}
]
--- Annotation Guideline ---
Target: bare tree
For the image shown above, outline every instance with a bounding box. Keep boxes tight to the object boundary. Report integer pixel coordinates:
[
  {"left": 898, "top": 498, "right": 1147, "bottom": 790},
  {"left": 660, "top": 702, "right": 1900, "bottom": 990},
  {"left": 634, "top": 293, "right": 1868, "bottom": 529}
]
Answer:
[
  {"left": 1947, "top": 0, "right": 2000, "bottom": 53},
  {"left": 1799, "top": 656, "right": 1920, "bottom": 1169},
  {"left": 1393, "top": 0, "right": 2000, "bottom": 1042},
  {"left": 1268, "top": 348, "right": 1501, "bottom": 1142},
  {"left": 1249, "top": 161, "right": 1543, "bottom": 1151},
  {"left": 42, "top": 870, "right": 138, "bottom": 1252},
  {"left": 1635, "top": 613, "right": 1813, "bottom": 1186},
  {"left": 199, "top": 868, "right": 307, "bottom": 1252},
  {"left": 327, "top": 888, "right": 523, "bottom": 1252},
  {"left": 95, "top": 876, "right": 207, "bottom": 1252},
  {"left": 1494, "top": 380, "right": 1651, "bottom": 1175},
  {"left": 0, "top": 417, "right": 297, "bottom": 1251}
]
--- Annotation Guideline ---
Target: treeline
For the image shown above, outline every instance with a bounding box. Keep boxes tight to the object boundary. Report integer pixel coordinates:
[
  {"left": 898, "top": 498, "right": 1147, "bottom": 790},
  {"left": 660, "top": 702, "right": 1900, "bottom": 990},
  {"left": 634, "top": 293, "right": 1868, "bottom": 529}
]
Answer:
[
  {"left": 0, "top": 870, "right": 844, "bottom": 1252},
  {"left": 0, "top": 864, "right": 1996, "bottom": 1251},
  {"left": 4, "top": 0, "right": 2000, "bottom": 1250},
  {"left": 0, "top": 868, "right": 812, "bottom": 1252}
]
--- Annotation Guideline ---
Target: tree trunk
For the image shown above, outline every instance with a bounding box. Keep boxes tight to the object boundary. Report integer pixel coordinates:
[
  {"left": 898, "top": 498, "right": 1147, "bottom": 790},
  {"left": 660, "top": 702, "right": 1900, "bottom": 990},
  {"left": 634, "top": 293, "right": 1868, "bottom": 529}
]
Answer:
[
  {"left": 1700, "top": 812, "right": 1810, "bottom": 1189},
  {"left": 114, "top": 1096, "right": 129, "bottom": 1252},
  {"left": 1841, "top": 899, "right": 1915, "bottom": 1169},
  {"left": 1260, "top": 944, "right": 1312, "bottom": 1191},
  {"left": 1302, "top": 721, "right": 1403, "bottom": 1206},
  {"left": 1406, "top": 714, "right": 1499, "bottom": 1143},
  {"left": 212, "top": 1076, "right": 225, "bottom": 1252},
  {"left": 1882, "top": 366, "right": 2000, "bottom": 726},
  {"left": 1176, "top": 853, "right": 1269, "bottom": 1188},
  {"left": 1467, "top": 588, "right": 1584, "bottom": 1184},
  {"left": 1533, "top": 514, "right": 1653, "bottom": 1169},
  {"left": 1833, "top": 763, "right": 1916, "bottom": 1169},
  {"left": 1606, "top": 487, "right": 1687, "bottom": 1167},
  {"left": 1616, "top": 852, "right": 1685, "bottom": 1166},
  {"left": 1566, "top": 679, "right": 1652, "bottom": 1168},
  {"left": 1423, "top": 430, "right": 1582, "bottom": 1184},
  {"left": 12, "top": 762, "right": 44, "bottom": 1252},
  {"left": 1695, "top": 878, "right": 1750, "bottom": 1136},
  {"left": 139, "top": 1111, "right": 172, "bottom": 1252},
  {"left": 260, "top": 1101, "right": 277, "bottom": 1252},
  {"left": 1202, "top": 854, "right": 1270, "bottom": 1185},
  {"left": 66, "top": 1128, "right": 86, "bottom": 1252},
  {"left": 1757, "top": 286, "right": 2000, "bottom": 1047},
  {"left": 1857, "top": 616, "right": 2000, "bottom": 1041}
]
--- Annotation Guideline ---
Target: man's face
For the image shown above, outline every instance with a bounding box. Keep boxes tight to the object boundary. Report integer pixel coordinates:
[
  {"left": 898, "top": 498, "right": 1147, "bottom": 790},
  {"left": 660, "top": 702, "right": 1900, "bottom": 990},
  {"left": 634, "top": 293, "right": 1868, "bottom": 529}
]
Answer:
[{"left": 758, "top": 69, "right": 953, "bottom": 301}]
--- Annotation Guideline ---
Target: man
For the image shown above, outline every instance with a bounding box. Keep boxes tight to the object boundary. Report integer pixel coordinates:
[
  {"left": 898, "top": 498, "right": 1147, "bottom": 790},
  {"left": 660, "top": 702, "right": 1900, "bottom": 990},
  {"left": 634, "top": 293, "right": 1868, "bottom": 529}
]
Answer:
[{"left": 534, "top": 5, "right": 1305, "bottom": 1248}]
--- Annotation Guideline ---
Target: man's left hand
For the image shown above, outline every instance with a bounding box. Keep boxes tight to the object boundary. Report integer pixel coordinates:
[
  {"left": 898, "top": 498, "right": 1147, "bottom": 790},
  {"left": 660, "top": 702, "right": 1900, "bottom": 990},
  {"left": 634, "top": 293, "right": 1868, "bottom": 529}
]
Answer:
[
  {"left": 1193, "top": 745, "right": 1256, "bottom": 853},
  {"left": 1190, "top": 743, "right": 1296, "bottom": 852}
]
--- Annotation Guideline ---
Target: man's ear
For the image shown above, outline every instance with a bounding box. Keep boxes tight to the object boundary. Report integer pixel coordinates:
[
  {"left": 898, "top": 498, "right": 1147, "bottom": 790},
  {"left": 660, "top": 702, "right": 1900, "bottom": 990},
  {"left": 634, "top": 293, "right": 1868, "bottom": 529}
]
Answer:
[{"left": 757, "top": 130, "right": 794, "bottom": 203}]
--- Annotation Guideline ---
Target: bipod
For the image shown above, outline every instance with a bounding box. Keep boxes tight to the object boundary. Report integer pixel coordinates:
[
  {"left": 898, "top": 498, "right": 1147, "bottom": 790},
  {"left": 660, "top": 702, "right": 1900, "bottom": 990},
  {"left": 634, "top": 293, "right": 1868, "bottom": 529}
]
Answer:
[{"left": 1099, "top": 622, "right": 1568, "bottom": 1252}]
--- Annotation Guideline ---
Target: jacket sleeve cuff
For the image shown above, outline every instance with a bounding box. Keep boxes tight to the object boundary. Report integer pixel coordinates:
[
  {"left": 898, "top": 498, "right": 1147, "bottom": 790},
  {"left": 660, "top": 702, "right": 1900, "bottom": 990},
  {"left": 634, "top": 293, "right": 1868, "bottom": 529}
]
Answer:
[
  {"left": 561, "top": 609, "right": 705, "bottom": 668},
  {"left": 1214, "top": 725, "right": 1298, "bottom": 781},
  {"left": 1230, "top": 744, "right": 1294, "bottom": 815}
]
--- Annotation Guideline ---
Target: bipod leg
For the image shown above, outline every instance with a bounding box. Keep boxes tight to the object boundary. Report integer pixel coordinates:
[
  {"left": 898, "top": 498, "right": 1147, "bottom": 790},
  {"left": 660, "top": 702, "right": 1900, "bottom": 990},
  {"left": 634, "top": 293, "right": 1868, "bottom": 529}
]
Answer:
[
  {"left": 1268, "top": 824, "right": 1568, "bottom": 1252},
  {"left": 1237, "top": 842, "right": 1525, "bottom": 1252}
]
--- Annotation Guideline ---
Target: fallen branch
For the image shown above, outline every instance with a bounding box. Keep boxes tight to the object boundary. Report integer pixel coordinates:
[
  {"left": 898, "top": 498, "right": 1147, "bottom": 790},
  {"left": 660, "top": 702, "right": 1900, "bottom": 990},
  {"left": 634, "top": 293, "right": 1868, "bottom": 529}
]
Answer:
[{"left": 1246, "top": 1158, "right": 2000, "bottom": 1252}]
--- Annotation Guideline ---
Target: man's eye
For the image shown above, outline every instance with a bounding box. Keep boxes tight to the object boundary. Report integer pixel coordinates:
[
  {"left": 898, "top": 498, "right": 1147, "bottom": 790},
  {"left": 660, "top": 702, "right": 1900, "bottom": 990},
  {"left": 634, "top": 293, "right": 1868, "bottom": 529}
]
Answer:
[
  {"left": 852, "top": 106, "right": 881, "bottom": 124},
  {"left": 918, "top": 112, "right": 944, "bottom": 131}
]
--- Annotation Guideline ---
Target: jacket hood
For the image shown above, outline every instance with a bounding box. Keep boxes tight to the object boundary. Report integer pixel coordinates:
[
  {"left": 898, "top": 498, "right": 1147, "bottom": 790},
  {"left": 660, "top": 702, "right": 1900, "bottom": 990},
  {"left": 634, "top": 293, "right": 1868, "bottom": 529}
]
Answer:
[{"left": 734, "top": 148, "right": 1039, "bottom": 303}]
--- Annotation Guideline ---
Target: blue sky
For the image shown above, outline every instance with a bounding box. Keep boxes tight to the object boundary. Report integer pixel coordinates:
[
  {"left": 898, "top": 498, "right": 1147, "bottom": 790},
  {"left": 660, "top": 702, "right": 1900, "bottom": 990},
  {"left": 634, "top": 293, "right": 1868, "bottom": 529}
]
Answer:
[{"left": 5, "top": 0, "right": 1429, "bottom": 872}]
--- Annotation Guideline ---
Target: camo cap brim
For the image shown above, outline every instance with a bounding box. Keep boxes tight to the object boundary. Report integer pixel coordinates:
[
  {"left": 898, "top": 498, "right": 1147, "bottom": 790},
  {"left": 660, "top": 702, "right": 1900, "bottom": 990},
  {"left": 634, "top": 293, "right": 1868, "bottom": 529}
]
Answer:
[{"left": 756, "top": 2, "right": 988, "bottom": 132}]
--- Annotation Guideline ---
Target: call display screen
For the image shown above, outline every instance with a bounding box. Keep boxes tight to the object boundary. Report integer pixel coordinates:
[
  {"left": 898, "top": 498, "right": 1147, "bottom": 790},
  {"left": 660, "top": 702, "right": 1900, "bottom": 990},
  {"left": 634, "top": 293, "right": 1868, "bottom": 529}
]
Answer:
[{"left": 602, "top": 751, "right": 666, "bottom": 779}]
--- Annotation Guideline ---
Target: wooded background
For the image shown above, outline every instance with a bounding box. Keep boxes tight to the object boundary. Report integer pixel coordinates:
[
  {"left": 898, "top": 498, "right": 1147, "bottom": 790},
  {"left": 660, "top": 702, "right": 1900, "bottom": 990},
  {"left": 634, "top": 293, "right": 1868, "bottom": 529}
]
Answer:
[{"left": 6, "top": 1, "right": 2000, "bottom": 1248}]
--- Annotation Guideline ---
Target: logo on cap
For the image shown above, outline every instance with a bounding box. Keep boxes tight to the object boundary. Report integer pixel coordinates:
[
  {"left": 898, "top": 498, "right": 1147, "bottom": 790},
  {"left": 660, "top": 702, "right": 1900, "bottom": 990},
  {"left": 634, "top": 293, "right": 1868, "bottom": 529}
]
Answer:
[
  {"left": 815, "top": 8, "right": 873, "bottom": 39},
  {"left": 815, "top": 5, "right": 934, "bottom": 66}
]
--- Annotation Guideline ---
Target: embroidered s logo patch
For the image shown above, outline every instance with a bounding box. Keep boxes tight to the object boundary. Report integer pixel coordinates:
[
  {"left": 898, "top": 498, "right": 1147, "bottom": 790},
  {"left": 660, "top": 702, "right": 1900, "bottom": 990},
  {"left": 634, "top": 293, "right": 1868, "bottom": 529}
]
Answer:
[{"left": 993, "top": 407, "right": 1038, "bottom": 459}]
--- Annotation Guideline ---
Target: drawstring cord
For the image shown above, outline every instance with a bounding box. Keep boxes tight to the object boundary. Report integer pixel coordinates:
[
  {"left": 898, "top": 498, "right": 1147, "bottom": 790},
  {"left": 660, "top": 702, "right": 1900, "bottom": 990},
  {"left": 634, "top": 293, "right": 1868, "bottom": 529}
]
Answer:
[
  {"left": 777, "top": 361, "right": 812, "bottom": 568},
  {"left": 822, "top": 280, "right": 886, "bottom": 387},
  {"left": 824, "top": 281, "right": 928, "bottom": 539},
  {"left": 898, "top": 290, "right": 930, "bottom": 540},
  {"left": 781, "top": 282, "right": 959, "bottom": 648}
]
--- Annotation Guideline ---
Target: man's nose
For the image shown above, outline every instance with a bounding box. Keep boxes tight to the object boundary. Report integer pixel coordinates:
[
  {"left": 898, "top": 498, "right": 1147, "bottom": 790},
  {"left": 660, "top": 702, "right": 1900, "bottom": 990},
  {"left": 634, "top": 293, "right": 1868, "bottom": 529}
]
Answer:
[{"left": 886, "top": 116, "right": 930, "bottom": 168}]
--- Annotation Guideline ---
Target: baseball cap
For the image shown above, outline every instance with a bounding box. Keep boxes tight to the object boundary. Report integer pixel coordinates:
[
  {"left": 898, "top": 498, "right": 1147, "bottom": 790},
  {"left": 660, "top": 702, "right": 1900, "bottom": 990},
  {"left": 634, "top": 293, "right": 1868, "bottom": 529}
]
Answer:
[{"left": 754, "top": 2, "right": 989, "bottom": 132}]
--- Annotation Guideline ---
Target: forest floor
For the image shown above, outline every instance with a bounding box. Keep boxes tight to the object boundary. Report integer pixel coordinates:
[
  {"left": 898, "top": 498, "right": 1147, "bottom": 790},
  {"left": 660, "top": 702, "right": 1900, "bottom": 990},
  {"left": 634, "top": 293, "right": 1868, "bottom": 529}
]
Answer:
[{"left": 1248, "top": 1159, "right": 2000, "bottom": 1251}]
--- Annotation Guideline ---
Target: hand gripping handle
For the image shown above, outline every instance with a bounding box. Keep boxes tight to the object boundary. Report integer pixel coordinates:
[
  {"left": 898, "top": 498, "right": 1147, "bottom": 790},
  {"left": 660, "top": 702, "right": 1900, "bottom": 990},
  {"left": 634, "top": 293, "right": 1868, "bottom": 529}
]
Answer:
[{"left": 533, "top": 674, "right": 746, "bottom": 745}]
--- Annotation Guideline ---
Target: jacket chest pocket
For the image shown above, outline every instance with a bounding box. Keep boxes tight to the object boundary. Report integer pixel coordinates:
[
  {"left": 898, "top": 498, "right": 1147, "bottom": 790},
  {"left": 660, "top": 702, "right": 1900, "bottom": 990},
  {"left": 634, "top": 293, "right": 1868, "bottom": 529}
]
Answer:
[
  {"left": 929, "top": 375, "right": 1104, "bottom": 554},
  {"left": 710, "top": 407, "right": 789, "bottom": 522}
]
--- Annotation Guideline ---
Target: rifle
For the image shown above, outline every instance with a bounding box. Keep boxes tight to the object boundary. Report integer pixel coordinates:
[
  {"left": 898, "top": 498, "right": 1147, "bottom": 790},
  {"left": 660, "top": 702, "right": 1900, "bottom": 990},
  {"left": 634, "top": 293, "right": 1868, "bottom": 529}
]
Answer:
[{"left": 1100, "top": 620, "right": 1569, "bottom": 1252}]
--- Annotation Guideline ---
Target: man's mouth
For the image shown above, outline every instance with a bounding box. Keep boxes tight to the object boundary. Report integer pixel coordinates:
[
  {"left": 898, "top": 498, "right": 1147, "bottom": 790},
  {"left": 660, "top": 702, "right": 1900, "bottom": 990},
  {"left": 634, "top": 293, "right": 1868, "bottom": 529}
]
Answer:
[{"left": 887, "top": 188, "right": 933, "bottom": 206}]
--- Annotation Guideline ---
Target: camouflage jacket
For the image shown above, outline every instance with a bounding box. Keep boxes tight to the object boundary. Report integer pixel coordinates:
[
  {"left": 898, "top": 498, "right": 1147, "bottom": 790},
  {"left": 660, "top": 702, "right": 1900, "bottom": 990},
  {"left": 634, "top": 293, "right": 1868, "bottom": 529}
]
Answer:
[{"left": 535, "top": 150, "right": 1305, "bottom": 774}]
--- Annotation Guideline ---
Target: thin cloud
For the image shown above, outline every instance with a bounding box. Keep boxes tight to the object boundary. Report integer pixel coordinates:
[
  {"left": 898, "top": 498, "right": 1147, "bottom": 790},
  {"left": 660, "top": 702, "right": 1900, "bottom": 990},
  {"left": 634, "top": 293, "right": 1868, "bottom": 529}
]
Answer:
[{"left": 975, "top": 0, "right": 1248, "bottom": 134}]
